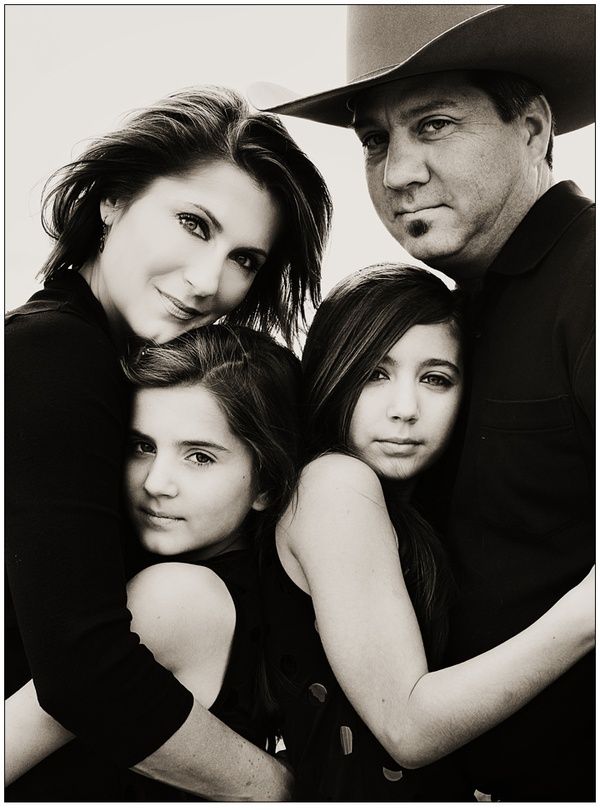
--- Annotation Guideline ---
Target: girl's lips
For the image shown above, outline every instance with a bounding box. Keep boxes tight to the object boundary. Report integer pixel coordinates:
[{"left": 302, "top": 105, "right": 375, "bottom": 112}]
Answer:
[
  {"left": 139, "top": 507, "right": 184, "bottom": 528},
  {"left": 157, "top": 289, "right": 202, "bottom": 321}
]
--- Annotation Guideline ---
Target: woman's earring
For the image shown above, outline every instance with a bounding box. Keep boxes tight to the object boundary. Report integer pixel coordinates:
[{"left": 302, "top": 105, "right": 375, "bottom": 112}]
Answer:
[{"left": 99, "top": 221, "right": 109, "bottom": 253}]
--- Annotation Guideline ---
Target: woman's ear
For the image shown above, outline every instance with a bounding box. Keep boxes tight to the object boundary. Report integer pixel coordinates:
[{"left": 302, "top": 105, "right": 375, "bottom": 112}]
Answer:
[
  {"left": 100, "top": 198, "right": 120, "bottom": 226},
  {"left": 251, "top": 490, "right": 270, "bottom": 513}
]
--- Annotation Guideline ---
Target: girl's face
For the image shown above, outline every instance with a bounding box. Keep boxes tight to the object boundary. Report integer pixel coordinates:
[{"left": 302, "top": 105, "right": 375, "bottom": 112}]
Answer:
[
  {"left": 97, "top": 160, "right": 280, "bottom": 344},
  {"left": 125, "top": 383, "right": 267, "bottom": 559},
  {"left": 348, "top": 322, "right": 463, "bottom": 481}
]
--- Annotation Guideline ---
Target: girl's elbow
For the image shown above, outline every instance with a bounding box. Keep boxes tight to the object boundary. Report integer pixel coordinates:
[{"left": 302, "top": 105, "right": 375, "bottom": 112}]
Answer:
[{"left": 382, "top": 724, "right": 441, "bottom": 770}]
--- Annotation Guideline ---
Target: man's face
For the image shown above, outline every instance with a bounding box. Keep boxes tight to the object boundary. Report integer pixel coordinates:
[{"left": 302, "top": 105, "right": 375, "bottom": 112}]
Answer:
[{"left": 353, "top": 71, "right": 535, "bottom": 277}]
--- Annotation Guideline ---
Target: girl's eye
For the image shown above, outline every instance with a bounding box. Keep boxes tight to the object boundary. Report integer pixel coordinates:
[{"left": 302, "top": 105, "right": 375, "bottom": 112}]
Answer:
[
  {"left": 420, "top": 118, "right": 452, "bottom": 136},
  {"left": 231, "top": 252, "right": 259, "bottom": 274},
  {"left": 177, "top": 213, "right": 209, "bottom": 240},
  {"left": 367, "top": 368, "right": 389, "bottom": 383},
  {"left": 361, "top": 131, "right": 388, "bottom": 154},
  {"left": 187, "top": 451, "right": 214, "bottom": 466},
  {"left": 421, "top": 373, "right": 452, "bottom": 388},
  {"left": 130, "top": 439, "right": 155, "bottom": 456}
]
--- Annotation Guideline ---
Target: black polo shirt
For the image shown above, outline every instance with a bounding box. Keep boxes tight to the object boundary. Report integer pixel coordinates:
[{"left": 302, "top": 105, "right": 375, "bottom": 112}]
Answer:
[{"left": 445, "top": 181, "right": 595, "bottom": 800}]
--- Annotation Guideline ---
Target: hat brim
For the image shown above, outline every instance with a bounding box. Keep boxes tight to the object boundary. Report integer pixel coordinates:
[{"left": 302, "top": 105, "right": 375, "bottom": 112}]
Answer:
[{"left": 249, "top": 5, "right": 595, "bottom": 135}]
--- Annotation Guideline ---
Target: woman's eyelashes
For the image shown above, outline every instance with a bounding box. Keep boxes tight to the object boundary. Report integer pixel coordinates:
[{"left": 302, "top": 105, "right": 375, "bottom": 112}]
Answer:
[
  {"left": 177, "top": 211, "right": 210, "bottom": 239},
  {"left": 177, "top": 212, "right": 261, "bottom": 274}
]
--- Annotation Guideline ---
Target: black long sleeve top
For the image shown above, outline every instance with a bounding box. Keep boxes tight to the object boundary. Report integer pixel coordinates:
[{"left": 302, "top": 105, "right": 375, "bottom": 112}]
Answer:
[{"left": 5, "top": 271, "right": 194, "bottom": 798}]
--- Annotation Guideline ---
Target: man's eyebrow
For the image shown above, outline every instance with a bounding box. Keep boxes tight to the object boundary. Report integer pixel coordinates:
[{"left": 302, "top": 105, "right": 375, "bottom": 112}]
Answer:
[{"left": 354, "top": 98, "right": 460, "bottom": 131}]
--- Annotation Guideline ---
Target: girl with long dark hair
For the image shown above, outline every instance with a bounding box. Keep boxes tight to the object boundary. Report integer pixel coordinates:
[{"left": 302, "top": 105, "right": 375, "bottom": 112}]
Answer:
[
  {"left": 262, "top": 264, "right": 594, "bottom": 800},
  {"left": 5, "top": 86, "right": 331, "bottom": 800}
]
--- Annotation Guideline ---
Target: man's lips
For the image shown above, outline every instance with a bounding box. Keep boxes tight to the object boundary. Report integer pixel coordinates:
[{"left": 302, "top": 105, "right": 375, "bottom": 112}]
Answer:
[
  {"left": 157, "top": 289, "right": 203, "bottom": 321},
  {"left": 395, "top": 205, "right": 443, "bottom": 217}
]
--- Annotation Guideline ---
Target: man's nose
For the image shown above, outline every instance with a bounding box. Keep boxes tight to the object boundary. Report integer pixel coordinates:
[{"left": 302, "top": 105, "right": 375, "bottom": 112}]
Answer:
[
  {"left": 383, "top": 135, "right": 430, "bottom": 191},
  {"left": 143, "top": 458, "right": 178, "bottom": 499}
]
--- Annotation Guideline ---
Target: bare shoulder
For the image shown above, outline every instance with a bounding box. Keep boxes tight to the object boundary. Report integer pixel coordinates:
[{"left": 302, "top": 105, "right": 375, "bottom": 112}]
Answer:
[
  {"left": 299, "top": 453, "right": 384, "bottom": 502},
  {"left": 127, "top": 562, "right": 236, "bottom": 670},
  {"left": 279, "top": 454, "right": 388, "bottom": 559}
]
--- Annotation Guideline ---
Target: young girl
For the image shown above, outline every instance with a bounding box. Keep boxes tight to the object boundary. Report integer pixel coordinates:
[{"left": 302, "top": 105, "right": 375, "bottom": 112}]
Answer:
[
  {"left": 6, "top": 325, "right": 302, "bottom": 799},
  {"left": 262, "top": 264, "right": 594, "bottom": 800},
  {"left": 5, "top": 86, "right": 330, "bottom": 800}
]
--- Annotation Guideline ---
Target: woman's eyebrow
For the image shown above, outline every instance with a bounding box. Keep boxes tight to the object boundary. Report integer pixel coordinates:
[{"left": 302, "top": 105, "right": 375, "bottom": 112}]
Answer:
[{"left": 419, "top": 358, "right": 461, "bottom": 375}]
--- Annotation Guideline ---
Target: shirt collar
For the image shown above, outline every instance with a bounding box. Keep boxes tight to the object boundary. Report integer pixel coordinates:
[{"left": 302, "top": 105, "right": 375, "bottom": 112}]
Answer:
[{"left": 488, "top": 181, "right": 594, "bottom": 277}]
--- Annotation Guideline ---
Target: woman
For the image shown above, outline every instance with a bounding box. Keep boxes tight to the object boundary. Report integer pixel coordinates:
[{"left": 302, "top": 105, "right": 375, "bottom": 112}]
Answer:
[
  {"left": 5, "top": 86, "right": 331, "bottom": 800},
  {"left": 7, "top": 325, "right": 303, "bottom": 800},
  {"left": 262, "top": 264, "right": 594, "bottom": 800}
]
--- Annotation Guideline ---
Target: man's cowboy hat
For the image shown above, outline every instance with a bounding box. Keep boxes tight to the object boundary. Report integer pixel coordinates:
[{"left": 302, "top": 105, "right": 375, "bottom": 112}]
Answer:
[{"left": 249, "top": 4, "right": 595, "bottom": 135}]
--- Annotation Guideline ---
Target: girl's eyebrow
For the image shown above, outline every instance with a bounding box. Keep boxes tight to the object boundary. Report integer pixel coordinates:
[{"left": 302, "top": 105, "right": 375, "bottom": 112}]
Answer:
[
  {"left": 380, "top": 356, "right": 461, "bottom": 375},
  {"left": 177, "top": 439, "right": 230, "bottom": 453},
  {"left": 129, "top": 428, "right": 154, "bottom": 442}
]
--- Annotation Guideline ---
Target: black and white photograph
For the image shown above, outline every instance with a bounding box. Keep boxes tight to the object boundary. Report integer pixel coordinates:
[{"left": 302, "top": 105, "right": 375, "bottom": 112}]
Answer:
[{"left": 5, "top": 4, "right": 595, "bottom": 802}]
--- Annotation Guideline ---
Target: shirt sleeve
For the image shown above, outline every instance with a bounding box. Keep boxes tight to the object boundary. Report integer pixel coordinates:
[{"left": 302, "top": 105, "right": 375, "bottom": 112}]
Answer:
[{"left": 5, "top": 310, "right": 194, "bottom": 767}]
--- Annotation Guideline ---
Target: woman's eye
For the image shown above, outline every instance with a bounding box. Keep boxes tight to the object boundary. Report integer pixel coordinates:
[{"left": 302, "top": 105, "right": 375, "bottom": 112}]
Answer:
[
  {"left": 232, "top": 252, "right": 259, "bottom": 274},
  {"left": 367, "top": 368, "right": 388, "bottom": 383},
  {"left": 177, "top": 213, "right": 209, "bottom": 239},
  {"left": 187, "top": 451, "right": 214, "bottom": 466},
  {"left": 420, "top": 118, "right": 452, "bottom": 136},
  {"left": 422, "top": 373, "right": 452, "bottom": 388},
  {"left": 361, "top": 132, "right": 388, "bottom": 153}
]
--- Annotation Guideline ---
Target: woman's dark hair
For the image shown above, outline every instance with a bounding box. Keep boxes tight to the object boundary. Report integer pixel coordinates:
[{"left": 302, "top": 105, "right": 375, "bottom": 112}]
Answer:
[
  {"left": 40, "top": 86, "right": 332, "bottom": 346},
  {"left": 302, "top": 264, "right": 465, "bottom": 665},
  {"left": 123, "top": 324, "right": 302, "bottom": 540}
]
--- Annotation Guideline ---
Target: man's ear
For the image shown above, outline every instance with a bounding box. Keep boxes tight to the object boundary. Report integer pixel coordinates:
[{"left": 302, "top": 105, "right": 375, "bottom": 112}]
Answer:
[
  {"left": 99, "top": 197, "right": 121, "bottom": 226},
  {"left": 251, "top": 490, "right": 270, "bottom": 513},
  {"left": 522, "top": 95, "right": 553, "bottom": 167}
]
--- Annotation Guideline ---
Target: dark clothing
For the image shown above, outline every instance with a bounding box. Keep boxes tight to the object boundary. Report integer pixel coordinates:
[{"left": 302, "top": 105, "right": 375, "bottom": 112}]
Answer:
[
  {"left": 5, "top": 272, "right": 194, "bottom": 800},
  {"left": 130, "top": 547, "right": 273, "bottom": 802},
  {"left": 445, "top": 181, "right": 595, "bottom": 800},
  {"left": 261, "top": 540, "right": 472, "bottom": 801}
]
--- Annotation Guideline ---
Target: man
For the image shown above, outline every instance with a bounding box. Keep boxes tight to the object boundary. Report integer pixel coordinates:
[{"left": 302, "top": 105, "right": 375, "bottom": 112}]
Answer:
[{"left": 252, "top": 4, "right": 595, "bottom": 801}]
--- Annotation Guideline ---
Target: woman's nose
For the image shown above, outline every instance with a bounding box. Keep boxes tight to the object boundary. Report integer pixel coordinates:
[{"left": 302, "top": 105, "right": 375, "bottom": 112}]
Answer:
[{"left": 183, "top": 252, "right": 224, "bottom": 298}]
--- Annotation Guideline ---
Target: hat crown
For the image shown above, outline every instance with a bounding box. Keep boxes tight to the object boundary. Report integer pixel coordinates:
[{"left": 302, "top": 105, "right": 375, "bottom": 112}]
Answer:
[{"left": 347, "top": 4, "right": 499, "bottom": 81}]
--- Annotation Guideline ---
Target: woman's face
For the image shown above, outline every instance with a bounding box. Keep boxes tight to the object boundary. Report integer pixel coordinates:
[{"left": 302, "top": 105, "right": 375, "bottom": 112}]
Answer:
[
  {"left": 97, "top": 160, "right": 280, "bottom": 343},
  {"left": 348, "top": 322, "right": 463, "bottom": 481},
  {"left": 125, "top": 383, "right": 267, "bottom": 559}
]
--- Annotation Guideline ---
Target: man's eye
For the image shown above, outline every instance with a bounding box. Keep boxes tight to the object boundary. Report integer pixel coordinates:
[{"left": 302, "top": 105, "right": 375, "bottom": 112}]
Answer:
[
  {"left": 177, "top": 213, "right": 209, "bottom": 239},
  {"left": 420, "top": 119, "right": 452, "bottom": 135},
  {"left": 361, "top": 132, "right": 388, "bottom": 152}
]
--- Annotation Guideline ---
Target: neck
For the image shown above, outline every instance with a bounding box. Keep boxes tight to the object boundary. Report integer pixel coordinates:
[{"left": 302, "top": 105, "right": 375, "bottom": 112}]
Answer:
[
  {"left": 79, "top": 259, "right": 131, "bottom": 352},
  {"left": 438, "top": 167, "right": 554, "bottom": 281}
]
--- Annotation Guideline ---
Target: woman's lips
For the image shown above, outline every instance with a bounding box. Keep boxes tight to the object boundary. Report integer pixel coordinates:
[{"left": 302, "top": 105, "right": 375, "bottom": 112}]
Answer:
[{"left": 157, "top": 289, "right": 202, "bottom": 321}]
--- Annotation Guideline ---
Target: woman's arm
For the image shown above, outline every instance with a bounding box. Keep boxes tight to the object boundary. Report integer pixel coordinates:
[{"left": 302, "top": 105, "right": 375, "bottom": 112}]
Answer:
[
  {"left": 5, "top": 562, "right": 292, "bottom": 799},
  {"left": 281, "top": 454, "right": 594, "bottom": 769},
  {"left": 5, "top": 311, "right": 291, "bottom": 799}
]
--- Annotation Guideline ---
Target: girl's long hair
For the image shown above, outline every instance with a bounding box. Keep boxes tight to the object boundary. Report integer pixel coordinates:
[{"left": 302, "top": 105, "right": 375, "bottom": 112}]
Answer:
[
  {"left": 302, "top": 264, "right": 465, "bottom": 666},
  {"left": 40, "top": 86, "right": 332, "bottom": 346}
]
